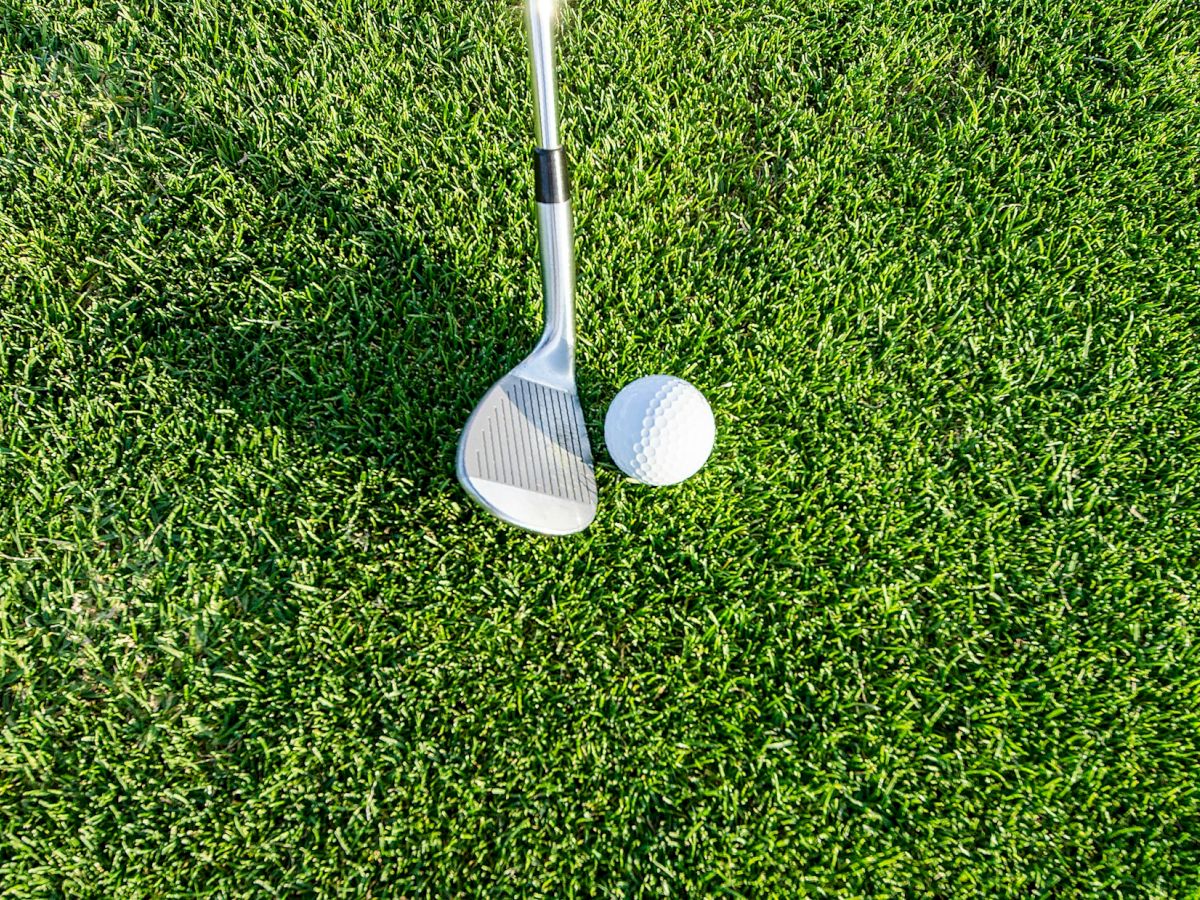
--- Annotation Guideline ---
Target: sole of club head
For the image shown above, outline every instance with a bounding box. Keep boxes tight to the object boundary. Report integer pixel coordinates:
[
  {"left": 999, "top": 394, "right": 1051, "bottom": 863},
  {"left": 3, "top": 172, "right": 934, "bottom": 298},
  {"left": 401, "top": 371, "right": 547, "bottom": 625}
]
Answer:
[{"left": 457, "top": 362, "right": 597, "bottom": 536}]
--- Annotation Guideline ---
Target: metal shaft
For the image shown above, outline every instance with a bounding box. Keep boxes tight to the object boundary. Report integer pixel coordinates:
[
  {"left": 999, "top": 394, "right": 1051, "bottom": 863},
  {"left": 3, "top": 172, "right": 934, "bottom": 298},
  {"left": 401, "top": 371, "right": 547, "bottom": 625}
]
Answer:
[
  {"left": 527, "top": 0, "right": 561, "bottom": 150},
  {"left": 526, "top": 0, "right": 576, "bottom": 362}
]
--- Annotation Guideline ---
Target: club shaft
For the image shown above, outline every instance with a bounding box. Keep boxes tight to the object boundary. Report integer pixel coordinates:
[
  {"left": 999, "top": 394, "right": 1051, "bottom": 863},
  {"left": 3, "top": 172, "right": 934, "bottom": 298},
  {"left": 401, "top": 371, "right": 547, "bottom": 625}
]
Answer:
[
  {"left": 527, "top": 1, "right": 576, "bottom": 357},
  {"left": 536, "top": 201, "right": 576, "bottom": 352},
  {"left": 526, "top": 1, "right": 561, "bottom": 150}
]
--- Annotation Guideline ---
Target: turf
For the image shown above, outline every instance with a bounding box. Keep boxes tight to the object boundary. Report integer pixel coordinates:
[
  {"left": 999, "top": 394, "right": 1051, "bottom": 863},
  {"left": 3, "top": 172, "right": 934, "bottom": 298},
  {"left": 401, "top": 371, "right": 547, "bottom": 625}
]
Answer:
[{"left": 2, "top": 0, "right": 1200, "bottom": 895}]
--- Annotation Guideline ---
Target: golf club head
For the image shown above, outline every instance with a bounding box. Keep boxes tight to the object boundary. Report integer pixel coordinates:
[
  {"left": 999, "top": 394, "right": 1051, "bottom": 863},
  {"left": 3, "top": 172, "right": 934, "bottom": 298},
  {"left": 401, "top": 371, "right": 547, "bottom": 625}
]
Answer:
[{"left": 457, "top": 340, "right": 597, "bottom": 535}]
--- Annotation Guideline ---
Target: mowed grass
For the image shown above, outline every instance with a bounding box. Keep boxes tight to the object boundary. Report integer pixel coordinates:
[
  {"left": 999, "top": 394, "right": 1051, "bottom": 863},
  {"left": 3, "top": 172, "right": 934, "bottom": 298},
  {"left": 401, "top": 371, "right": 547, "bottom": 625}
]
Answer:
[{"left": 2, "top": 0, "right": 1200, "bottom": 895}]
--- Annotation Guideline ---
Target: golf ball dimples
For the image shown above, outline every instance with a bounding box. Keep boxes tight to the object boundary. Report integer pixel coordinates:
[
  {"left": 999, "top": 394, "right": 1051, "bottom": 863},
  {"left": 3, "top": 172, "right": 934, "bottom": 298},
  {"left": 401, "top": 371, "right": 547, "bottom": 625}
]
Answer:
[{"left": 605, "top": 376, "right": 715, "bottom": 486}]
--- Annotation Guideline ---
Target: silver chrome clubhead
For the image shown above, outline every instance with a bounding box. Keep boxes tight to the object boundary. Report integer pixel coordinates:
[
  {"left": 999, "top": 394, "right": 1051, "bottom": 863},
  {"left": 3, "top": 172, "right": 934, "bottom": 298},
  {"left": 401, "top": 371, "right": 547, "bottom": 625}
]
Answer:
[
  {"left": 456, "top": 0, "right": 597, "bottom": 535},
  {"left": 457, "top": 360, "right": 596, "bottom": 536}
]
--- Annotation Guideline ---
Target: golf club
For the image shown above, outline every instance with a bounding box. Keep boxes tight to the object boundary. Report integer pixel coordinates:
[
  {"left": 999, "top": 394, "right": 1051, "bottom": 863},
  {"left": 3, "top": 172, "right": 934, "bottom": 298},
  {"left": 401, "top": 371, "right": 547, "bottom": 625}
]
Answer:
[{"left": 456, "top": 0, "right": 597, "bottom": 535}]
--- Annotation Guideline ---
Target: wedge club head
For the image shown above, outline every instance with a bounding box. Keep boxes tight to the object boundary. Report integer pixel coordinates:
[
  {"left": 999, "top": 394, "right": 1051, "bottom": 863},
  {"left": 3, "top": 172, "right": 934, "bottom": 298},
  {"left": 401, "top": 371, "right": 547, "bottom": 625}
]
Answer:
[
  {"left": 457, "top": 345, "right": 597, "bottom": 536},
  {"left": 456, "top": 0, "right": 597, "bottom": 535}
]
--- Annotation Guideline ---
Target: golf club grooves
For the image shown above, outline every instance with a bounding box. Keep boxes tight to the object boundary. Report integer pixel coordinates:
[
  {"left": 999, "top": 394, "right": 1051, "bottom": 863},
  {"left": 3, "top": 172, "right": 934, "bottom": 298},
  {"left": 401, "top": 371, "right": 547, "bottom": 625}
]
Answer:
[
  {"left": 501, "top": 390, "right": 515, "bottom": 486},
  {"left": 521, "top": 380, "right": 545, "bottom": 494},
  {"left": 467, "top": 378, "right": 592, "bottom": 504},
  {"left": 534, "top": 381, "right": 562, "bottom": 499},
  {"left": 529, "top": 381, "right": 557, "bottom": 498},
  {"left": 546, "top": 382, "right": 568, "bottom": 499},
  {"left": 568, "top": 394, "right": 596, "bottom": 502}
]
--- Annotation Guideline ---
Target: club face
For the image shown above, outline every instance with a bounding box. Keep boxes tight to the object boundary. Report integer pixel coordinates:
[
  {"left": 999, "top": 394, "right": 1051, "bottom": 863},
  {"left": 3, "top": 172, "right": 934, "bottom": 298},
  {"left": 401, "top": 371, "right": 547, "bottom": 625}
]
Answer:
[{"left": 457, "top": 347, "right": 597, "bottom": 535}]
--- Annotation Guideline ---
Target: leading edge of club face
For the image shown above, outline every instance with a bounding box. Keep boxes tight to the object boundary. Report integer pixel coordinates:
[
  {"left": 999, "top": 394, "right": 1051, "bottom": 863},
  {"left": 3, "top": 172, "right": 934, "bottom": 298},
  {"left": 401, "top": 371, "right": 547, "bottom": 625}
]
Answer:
[{"left": 457, "top": 349, "right": 597, "bottom": 536}]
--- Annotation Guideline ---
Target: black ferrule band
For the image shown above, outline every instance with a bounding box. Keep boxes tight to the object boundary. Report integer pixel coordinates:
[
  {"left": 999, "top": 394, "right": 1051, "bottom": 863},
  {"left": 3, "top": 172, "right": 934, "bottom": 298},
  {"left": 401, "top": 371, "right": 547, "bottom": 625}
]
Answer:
[{"left": 534, "top": 148, "right": 570, "bottom": 204}]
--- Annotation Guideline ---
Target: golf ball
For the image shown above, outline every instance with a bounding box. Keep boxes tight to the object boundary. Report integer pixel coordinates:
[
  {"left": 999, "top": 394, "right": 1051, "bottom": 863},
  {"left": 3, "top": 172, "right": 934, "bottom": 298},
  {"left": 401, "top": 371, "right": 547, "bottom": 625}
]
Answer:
[{"left": 604, "top": 376, "right": 716, "bottom": 486}]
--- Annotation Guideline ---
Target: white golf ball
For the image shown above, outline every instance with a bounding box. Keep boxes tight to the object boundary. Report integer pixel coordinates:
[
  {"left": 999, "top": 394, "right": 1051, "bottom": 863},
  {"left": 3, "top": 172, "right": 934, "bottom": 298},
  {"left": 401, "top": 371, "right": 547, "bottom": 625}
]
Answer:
[{"left": 604, "top": 376, "right": 716, "bottom": 486}]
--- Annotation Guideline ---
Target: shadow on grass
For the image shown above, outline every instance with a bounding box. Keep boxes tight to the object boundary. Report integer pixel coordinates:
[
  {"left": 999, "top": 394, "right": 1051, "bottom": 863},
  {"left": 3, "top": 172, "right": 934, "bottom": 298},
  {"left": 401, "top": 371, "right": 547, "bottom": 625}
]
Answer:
[{"left": 133, "top": 146, "right": 539, "bottom": 487}]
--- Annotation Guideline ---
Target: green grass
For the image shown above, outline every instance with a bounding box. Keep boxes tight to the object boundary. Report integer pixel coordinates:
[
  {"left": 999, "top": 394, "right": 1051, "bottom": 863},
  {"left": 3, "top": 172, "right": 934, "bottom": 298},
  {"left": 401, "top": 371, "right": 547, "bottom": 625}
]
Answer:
[{"left": 2, "top": 0, "right": 1200, "bottom": 895}]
